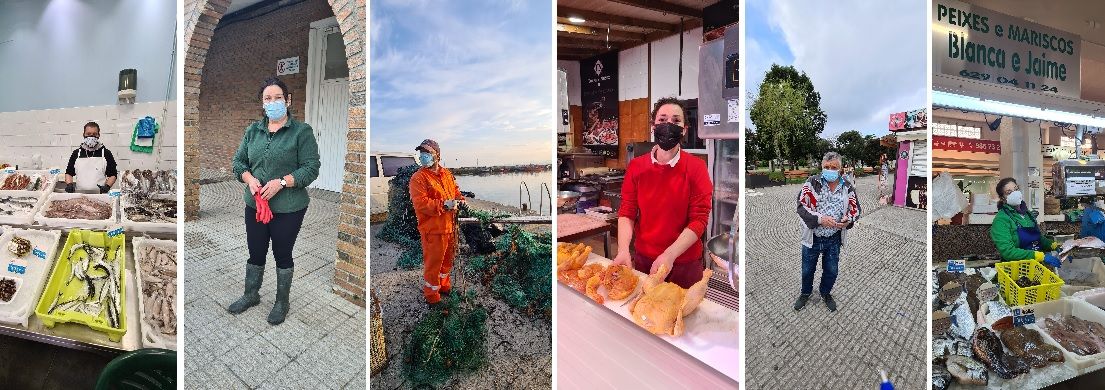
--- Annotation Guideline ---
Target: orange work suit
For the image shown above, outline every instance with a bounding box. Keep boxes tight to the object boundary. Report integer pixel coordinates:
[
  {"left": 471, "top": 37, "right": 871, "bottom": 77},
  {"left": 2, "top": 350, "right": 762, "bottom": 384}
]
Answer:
[{"left": 409, "top": 166, "right": 463, "bottom": 303}]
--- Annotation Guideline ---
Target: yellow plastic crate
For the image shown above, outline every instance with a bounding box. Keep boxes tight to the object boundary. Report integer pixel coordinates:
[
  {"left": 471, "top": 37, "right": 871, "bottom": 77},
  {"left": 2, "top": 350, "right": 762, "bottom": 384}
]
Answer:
[
  {"left": 995, "top": 260, "right": 1064, "bottom": 306},
  {"left": 33, "top": 229, "right": 127, "bottom": 342}
]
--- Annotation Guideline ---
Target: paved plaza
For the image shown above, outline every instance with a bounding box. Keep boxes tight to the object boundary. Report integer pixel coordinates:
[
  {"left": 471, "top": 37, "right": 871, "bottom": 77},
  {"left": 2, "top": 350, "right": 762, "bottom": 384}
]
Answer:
[{"left": 744, "top": 175, "right": 928, "bottom": 389}]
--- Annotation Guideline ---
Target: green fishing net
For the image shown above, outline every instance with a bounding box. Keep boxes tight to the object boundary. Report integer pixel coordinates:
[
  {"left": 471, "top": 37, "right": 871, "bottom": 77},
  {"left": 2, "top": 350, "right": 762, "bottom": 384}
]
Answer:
[
  {"left": 401, "top": 290, "right": 488, "bottom": 388},
  {"left": 467, "top": 226, "right": 552, "bottom": 318},
  {"left": 377, "top": 165, "right": 425, "bottom": 270}
]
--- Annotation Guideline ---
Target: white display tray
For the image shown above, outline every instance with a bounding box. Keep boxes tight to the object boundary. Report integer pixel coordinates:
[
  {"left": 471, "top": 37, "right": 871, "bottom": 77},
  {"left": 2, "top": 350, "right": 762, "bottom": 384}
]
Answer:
[
  {"left": 34, "top": 193, "right": 118, "bottom": 229},
  {"left": 0, "top": 227, "right": 62, "bottom": 327},
  {"left": 132, "top": 237, "right": 177, "bottom": 350},
  {"left": 0, "top": 170, "right": 59, "bottom": 193},
  {"left": 1023, "top": 298, "right": 1105, "bottom": 373},
  {"left": 0, "top": 190, "right": 50, "bottom": 226},
  {"left": 119, "top": 195, "right": 177, "bottom": 235}
]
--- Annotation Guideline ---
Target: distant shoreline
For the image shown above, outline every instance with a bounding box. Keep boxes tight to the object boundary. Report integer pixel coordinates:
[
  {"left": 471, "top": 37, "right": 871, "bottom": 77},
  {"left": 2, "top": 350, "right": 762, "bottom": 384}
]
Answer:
[{"left": 451, "top": 164, "right": 552, "bottom": 176}]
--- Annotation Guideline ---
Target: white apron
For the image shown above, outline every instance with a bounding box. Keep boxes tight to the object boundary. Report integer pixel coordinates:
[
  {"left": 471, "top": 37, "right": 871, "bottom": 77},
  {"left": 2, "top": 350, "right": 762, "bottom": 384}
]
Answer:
[{"left": 74, "top": 149, "right": 107, "bottom": 192}]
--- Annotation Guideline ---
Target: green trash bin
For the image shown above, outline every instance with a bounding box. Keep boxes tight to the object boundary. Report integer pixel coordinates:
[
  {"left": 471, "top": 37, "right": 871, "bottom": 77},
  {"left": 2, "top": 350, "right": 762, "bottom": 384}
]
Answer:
[{"left": 95, "top": 348, "right": 176, "bottom": 390}]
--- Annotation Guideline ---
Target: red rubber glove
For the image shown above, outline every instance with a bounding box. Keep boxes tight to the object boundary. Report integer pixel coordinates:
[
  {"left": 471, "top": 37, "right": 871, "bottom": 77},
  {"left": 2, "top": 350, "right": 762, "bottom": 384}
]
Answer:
[
  {"left": 262, "top": 201, "right": 273, "bottom": 224},
  {"left": 253, "top": 192, "right": 272, "bottom": 224}
]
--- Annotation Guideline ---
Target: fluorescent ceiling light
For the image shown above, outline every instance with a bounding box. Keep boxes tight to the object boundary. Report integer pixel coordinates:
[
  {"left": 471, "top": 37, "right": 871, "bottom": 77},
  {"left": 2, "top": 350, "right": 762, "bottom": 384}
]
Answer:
[
  {"left": 568, "top": 17, "right": 586, "bottom": 24},
  {"left": 933, "top": 91, "right": 1105, "bottom": 128}
]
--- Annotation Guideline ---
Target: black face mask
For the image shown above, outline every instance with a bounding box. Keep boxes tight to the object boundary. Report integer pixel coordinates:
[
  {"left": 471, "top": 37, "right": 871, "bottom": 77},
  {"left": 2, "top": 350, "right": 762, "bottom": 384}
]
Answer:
[{"left": 653, "top": 122, "right": 684, "bottom": 151}]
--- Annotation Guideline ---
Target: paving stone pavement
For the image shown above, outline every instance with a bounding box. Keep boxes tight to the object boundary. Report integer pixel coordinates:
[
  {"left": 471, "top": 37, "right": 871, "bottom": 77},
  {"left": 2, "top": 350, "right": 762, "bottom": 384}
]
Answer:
[
  {"left": 183, "top": 179, "right": 366, "bottom": 389},
  {"left": 745, "top": 175, "right": 928, "bottom": 389}
]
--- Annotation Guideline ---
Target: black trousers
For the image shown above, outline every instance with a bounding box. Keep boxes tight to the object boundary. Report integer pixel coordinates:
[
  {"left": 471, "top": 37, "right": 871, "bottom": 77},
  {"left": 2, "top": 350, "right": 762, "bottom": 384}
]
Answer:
[{"left": 245, "top": 206, "right": 307, "bottom": 269}]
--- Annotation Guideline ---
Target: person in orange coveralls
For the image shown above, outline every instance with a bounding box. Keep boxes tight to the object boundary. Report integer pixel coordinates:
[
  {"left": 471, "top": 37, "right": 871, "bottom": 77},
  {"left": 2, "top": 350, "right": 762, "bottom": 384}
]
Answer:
[{"left": 409, "top": 139, "right": 465, "bottom": 307}]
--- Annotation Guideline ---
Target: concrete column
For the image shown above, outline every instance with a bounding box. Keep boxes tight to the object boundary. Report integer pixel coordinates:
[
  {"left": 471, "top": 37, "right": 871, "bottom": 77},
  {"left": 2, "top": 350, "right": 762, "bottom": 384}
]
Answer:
[{"left": 998, "top": 117, "right": 1044, "bottom": 214}]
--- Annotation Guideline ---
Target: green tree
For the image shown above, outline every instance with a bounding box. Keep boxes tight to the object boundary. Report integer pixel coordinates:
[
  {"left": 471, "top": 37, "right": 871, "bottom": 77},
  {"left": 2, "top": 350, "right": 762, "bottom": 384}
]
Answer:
[
  {"left": 750, "top": 65, "right": 828, "bottom": 170},
  {"left": 863, "top": 136, "right": 898, "bottom": 168},
  {"left": 762, "top": 65, "right": 828, "bottom": 135},
  {"left": 750, "top": 80, "right": 818, "bottom": 170},
  {"left": 746, "top": 127, "right": 776, "bottom": 170},
  {"left": 835, "top": 130, "right": 866, "bottom": 167}
]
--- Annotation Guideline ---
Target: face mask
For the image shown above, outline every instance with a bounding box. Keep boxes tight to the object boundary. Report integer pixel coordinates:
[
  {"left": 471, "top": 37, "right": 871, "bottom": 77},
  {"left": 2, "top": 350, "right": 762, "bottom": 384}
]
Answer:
[
  {"left": 1006, "top": 190, "right": 1024, "bottom": 207},
  {"left": 82, "top": 136, "right": 100, "bottom": 148},
  {"left": 419, "top": 152, "right": 435, "bottom": 167},
  {"left": 264, "top": 101, "right": 288, "bottom": 120},
  {"left": 821, "top": 169, "right": 840, "bottom": 182},
  {"left": 653, "top": 122, "right": 684, "bottom": 151}
]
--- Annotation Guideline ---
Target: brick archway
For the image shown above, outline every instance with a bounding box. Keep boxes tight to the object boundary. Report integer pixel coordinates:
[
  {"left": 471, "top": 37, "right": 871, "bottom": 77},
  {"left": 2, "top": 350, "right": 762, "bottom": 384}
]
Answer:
[{"left": 182, "top": 0, "right": 365, "bottom": 306}]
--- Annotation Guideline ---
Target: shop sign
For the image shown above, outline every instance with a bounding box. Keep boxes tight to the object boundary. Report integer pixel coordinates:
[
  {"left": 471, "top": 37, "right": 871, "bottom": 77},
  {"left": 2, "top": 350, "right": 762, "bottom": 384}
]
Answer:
[
  {"left": 933, "top": 135, "right": 1001, "bottom": 153},
  {"left": 889, "top": 109, "right": 928, "bottom": 131},
  {"left": 933, "top": 0, "right": 1081, "bottom": 98},
  {"left": 277, "top": 56, "right": 300, "bottom": 75}
]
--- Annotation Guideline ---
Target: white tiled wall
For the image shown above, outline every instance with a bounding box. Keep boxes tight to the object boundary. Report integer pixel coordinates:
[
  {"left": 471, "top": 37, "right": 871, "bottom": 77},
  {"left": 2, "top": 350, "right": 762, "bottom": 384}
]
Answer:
[
  {"left": 650, "top": 27, "right": 703, "bottom": 106},
  {"left": 0, "top": 101, "right": 177, "bottom": 171},
  {"left": 619, "top": 43, "right": 649, "bottom": 101}
]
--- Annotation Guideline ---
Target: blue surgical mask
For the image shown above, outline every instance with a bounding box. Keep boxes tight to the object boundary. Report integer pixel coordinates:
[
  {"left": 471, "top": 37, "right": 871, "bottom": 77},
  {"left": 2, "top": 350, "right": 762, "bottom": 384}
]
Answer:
[
  {"left": 822, "top": 169, "right": 840, "bottom": 182},
  {"left": 264, "top": 101, "right": 288, "bottom": 120},
  {"left": 419, "top": 152, "right": 435, "bottom": 167}
]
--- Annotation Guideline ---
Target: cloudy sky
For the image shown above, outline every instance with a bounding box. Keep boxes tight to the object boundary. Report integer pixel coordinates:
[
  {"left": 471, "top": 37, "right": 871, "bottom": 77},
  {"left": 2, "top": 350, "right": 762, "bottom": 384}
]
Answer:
[
  {"left": 370, "top": 0, "right": 552, "bottom": 167},
  {"left": 745, "top": 0, "right": 927, "bottom": 139}
]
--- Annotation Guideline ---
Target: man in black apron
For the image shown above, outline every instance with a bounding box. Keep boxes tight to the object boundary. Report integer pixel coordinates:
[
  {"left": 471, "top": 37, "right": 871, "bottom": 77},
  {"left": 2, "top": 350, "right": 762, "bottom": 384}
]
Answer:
[{"left": 64, "top": 122, "right": 118, "bottom": 194}]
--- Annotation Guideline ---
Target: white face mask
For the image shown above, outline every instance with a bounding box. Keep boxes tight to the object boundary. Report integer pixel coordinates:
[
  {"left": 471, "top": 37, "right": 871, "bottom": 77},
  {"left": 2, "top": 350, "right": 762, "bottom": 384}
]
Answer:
[{"left": 1006, "top": 190, "right": 1024, "bottom": 207}]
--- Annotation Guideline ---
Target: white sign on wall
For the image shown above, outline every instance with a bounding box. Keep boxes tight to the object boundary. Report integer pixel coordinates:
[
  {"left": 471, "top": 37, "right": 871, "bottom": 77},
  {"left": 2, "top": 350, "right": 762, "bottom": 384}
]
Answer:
[
  {"left": 1044, "top": 145, "right": 1075, "bottom": 159},
  {"left": 277, "top": 57, "right": 301, "bottom": 75}
]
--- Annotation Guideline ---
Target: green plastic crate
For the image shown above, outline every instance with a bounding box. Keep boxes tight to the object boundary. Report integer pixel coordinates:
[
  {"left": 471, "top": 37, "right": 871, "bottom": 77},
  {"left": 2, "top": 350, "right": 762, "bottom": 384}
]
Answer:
[{"left": 34, "top": 229, "right": 127, "bottom": 342}]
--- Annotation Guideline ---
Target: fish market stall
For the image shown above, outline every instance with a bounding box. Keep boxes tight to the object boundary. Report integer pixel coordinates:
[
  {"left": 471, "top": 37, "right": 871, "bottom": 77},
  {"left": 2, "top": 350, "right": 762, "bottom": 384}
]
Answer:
[
  {"left": 0, "top": 169, "right": 178, "bottom": 355},
  {"left": 556, "top": 244, "right": 739, "bottom": 386},
  {"left": 931, "top": 251, "right": 1105, "bottom": 389}
]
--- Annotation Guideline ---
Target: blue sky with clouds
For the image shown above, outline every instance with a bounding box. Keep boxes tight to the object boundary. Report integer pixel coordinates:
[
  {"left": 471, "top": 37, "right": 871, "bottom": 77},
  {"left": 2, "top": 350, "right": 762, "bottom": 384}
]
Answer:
[
  {"left": 745, "top": 0, "right": 927, "bottom": 139},
  {"left": 370, "top": 0, "right": 552, "bottom": 167}
]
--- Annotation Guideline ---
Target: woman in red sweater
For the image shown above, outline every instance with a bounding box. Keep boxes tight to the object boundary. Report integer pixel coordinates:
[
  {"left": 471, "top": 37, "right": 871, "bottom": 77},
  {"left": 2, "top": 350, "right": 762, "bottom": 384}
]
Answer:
[{"left": 612, "top": 97, "right": 714, "bottom": 288}]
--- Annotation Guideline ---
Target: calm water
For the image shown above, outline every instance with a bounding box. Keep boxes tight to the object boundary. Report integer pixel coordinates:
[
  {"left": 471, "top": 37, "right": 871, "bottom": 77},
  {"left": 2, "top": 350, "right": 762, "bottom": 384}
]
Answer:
[{"left": 453, "top": 170, "right": 554, "bottom": 215}]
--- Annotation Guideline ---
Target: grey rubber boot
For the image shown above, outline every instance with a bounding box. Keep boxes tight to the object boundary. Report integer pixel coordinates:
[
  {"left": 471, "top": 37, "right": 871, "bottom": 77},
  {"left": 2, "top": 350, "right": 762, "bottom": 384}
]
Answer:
[
  {"left": 268, "top": 267, "right": 294, "bottom": 325},
  {"left": 228, "top": 264, "right": 264, "bottom": 314}
]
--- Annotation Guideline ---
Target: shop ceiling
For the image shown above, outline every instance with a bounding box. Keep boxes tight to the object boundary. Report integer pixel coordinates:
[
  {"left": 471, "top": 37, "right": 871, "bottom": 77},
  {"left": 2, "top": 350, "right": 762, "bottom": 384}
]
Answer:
[
  {"left": 556, "top": 0, "right": 712, "bottom": 61},
  {"left": 961, "top": 0, "right": 1105, "bottom": 104}
]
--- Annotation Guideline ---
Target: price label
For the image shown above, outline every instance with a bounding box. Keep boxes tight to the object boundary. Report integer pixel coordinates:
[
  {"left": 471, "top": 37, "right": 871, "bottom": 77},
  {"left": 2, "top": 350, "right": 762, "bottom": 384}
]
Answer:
[
  {"left": 947, "top": 259, "right": 965, "bottom": 273},
  {"left": 108, "top": 189, "right": 122, "bottom": 198},
  {"left": 1, "top": 167, "right": 15, "bottom": 174},
  {"left": 1013, "top": 308, "right": 1036, "bottom": 327},
  {"left": 32, "top": 247, "right": 46, "bottom": 260},
  {"left": 48, "top": 168, "right": 61, "bottom": 175},
  {"left": 7, "top": 260, "right": 26, "bottom": 274},
  {"left": 107, "top": 227, "right": 124, "bottom": 237}
]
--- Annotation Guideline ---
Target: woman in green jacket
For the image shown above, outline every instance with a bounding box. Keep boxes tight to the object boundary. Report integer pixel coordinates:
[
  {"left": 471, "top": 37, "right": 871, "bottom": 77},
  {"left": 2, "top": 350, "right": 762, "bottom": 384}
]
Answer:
[
  {"left": 989, "top": 177, "right": 1063, "bottom": 267},
  {"left": 227, "top": 77, "right": 321, "bottom": 325}
]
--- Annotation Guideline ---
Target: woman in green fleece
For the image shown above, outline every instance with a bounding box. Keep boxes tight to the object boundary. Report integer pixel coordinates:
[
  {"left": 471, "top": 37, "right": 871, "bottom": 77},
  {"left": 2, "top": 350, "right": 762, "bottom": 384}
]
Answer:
[
  {"left": 989, "top": 177, "right": 1063, "bottom": 268},
  {"left": 227, "top": 77, "right": 321, "bottom": 325}
]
